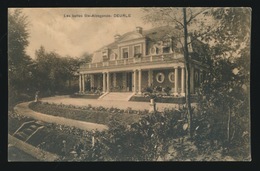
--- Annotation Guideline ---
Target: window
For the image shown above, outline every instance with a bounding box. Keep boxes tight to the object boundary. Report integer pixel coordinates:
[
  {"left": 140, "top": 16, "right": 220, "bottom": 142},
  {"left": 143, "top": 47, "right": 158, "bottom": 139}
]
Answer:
[
  {"left": 134, "top": 45, "right": 141, "bottom": 56},
  {"left": 156, "top": 72, "right": 165, "bottom": 83},
  {"left": 110, "top": 53, "right": 117, "bottom": 60},
  {"left": 150, "top": 47, "right": 156, "bottom": 54},
  {"left": 168, "top": 72, "right": 175, "bottom": 83},
  {"left": 157, "top": 48, "right": 162, "bottom": 54},
  {"left": 102, "top": 50, "right": 108, "bottom": 59},
  {"left": 122, "top": 48, "right": 128, "bottom": 58}
]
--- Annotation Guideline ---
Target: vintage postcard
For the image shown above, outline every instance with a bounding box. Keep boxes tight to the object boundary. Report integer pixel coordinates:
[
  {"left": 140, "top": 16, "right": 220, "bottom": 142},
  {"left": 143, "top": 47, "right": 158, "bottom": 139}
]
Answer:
[{"left": 8, "top": 7, "right": 251, "bottom": 161}]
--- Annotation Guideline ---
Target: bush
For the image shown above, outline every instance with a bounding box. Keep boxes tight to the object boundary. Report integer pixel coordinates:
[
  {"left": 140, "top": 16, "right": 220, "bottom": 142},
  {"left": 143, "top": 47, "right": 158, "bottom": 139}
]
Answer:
[
  {"left": 9, "top": 107, "right": 238, "bottom": 161},
  {"left": 142, "top": 86, "right": 153, "bottom": 93},
  {"left": 163, "top": 86, "right": 171, "bottom": 96}
]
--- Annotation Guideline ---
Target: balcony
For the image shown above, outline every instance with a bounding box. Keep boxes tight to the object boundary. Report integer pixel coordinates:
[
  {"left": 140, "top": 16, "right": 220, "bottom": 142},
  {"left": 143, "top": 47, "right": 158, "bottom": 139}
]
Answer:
[{"left": 79, "top": 53, "right": 184, "bottom": 71}]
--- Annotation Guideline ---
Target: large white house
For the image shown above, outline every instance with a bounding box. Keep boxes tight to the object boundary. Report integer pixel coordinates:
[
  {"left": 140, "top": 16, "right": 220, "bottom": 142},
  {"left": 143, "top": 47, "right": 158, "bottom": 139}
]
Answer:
[{"left": 78, "top": 26, "right": 208, "bottom": 98}]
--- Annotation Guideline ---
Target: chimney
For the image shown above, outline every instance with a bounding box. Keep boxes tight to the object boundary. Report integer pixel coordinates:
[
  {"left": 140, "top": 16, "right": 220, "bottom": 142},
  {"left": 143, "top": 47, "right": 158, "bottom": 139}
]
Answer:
[
  {"left": 136, "top": 26, "right": 143, "bottom": 34},
  {"left": 114, "top": 34, "right": 121, "bottom": 41}
]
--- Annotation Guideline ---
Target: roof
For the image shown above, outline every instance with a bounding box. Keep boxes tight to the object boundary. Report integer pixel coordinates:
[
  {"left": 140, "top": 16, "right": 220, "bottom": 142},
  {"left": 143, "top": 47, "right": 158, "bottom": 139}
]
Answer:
[
  {"left": 143, "top": 25, "right": 177, "bottom": 41},
  {"left": 96, "top": 25, "right": 178, "bottom": 52}
]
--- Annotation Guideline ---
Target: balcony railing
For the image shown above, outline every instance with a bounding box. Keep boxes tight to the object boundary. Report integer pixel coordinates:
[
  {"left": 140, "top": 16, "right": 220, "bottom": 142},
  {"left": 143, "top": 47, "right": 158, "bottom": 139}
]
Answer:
[{"left": 80, "top": 53, "right": 183, "bottom": 71}]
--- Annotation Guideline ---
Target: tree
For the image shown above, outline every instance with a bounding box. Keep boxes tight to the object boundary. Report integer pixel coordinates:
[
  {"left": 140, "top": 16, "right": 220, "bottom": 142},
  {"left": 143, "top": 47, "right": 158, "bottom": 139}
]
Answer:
[
  {"left": 143, "top": 8, "right": 251, "bottom": 147},
  {"left": 143, "top": 7, "right": 210, "bottom": 138},
  {"left": 8, "top": 9, "right": 35, "bottom": 108},
  {"left": 197, "top": 8, "right": 251, "bottom": 156},
  {"left": 78, "top": 52, "right": 92, "bottom": 65},
  {"left": 35, "top": 46, "right": 81, "bottom": 96}
]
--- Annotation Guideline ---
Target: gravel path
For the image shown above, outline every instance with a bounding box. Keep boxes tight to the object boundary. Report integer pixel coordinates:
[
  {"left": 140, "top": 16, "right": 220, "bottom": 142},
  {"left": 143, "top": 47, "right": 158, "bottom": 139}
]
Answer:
[{"left": 14, "top": 101, "right": 108, "bottom": 131}]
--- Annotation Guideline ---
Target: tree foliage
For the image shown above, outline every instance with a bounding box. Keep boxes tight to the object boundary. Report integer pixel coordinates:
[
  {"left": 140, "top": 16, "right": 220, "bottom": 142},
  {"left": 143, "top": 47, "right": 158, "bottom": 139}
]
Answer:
[
  {"left": 8, "top": 9, "right": 88, "bottom": 108},
  {"left": 196, "top": 7, "right": 251, "bottom": 159},
  {"left": 143, "top": 7, "right": 251, "bottom": 159},
  {"left": 8, "top": 9, "right": 36, "bottom": 108},
  {"left": 142, "top": 7, "right": 211, "bottom": 138},
  {"left": 78, "top": 52, "right": 92, "bottom": 64},
  {"left": 34, "top": 46, "right": 80, "bottom": 96}
]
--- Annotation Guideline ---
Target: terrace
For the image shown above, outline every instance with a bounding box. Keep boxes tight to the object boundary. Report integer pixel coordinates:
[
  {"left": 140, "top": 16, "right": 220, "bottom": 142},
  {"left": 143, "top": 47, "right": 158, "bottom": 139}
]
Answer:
[{"left": 79, "top": 52, "right": 184, "bottom": 72}]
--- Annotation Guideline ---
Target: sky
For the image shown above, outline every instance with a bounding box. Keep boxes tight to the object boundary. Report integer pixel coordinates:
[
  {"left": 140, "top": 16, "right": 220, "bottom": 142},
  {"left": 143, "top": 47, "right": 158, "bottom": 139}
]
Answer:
[{"left": 15, "top": 8, "right": 153, "bottom": 59}]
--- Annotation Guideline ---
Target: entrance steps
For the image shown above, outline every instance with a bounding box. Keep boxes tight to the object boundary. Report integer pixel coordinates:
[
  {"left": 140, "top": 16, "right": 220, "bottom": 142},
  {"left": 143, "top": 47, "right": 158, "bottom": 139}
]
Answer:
[{"left": 99, "top": 92, "right": 134, "bottom": 101}]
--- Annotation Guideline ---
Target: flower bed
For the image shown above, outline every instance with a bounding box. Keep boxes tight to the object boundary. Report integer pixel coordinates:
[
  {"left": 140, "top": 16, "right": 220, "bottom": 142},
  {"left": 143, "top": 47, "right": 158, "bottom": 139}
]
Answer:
[
  {"left": 130, "top": 95, "right": 198, "bottom": 103},
  {"left": 8, "top": 109, "right": 238, "bottom": 161},
  {"left": 129, "top": 95, "right": 185, "bottom": 103},
  {"left": 29, "top": 102, "right": 143, "bottom": 125}
]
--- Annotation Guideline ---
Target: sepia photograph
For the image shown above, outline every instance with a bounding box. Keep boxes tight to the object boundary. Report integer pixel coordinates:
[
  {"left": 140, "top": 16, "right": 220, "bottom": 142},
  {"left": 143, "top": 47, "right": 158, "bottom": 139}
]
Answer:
[{"left": 8, "top": 7, "right": 251, "bottom": 161}]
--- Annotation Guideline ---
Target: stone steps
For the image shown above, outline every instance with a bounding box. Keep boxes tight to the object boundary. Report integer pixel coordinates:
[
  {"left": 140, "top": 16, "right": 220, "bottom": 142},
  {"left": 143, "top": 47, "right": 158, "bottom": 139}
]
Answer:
[{"left": 100, "top": 92, "right": 134, "bottom": 101}]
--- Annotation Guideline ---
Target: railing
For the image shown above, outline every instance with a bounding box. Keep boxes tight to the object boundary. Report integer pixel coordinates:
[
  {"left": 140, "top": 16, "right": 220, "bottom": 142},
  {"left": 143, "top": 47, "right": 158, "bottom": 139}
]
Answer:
[
  {"left": 80, "top": 53, "right": 183, "bottom": 70},
  {"left": 13, "top": 120, "right": 35, "bottom": 136},
  {"left": 25, "top": 125, "right": 44, "bottom": 142}
]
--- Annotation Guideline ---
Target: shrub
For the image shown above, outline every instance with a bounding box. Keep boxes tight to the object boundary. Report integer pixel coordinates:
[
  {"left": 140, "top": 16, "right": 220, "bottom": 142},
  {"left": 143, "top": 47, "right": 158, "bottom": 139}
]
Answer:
[
  {"left": 163, "top": 86, "right": 172, "bottom": 96},
  {"left": 154, "top": 86, "right": 162, "bottom": 92},
  {"left": 142, "top": 86, "right": 153, "bottom": 93}
]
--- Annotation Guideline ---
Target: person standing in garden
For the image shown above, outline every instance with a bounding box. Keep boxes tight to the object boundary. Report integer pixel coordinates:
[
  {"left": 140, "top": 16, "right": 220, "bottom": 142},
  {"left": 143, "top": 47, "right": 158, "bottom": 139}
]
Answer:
[{"left": 35, "top": 91, "right": 40, "bottom": 102}]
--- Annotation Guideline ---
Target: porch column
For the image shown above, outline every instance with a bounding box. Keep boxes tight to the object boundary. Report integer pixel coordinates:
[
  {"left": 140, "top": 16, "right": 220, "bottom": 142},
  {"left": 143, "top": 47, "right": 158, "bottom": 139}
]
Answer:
[
  {"left": 138, "top": 69, "right": 142, "bottom": 95},
  {"left": 174, "top": 67, "right": 179, "bottom": 95},
  {"left": 148, "top": 69, "right": 152, "bottom": 87},
  {"left": 133, "top": 70, "right": 137, "bottom": 93},
  {"left": 90, "top": 75, "right": 93, "bottom": 88},
  {"left": 103, "top": 72, "right": 106, "bottom": 93},
  {"left": 79, "top": 74, "right": 82, "bottom": 92},
  {"left": 82, "top": 74, "right": 85, "bottom": 93},
  {"left": 181, "top": 67, "right": 185, "bottom": 96},
  {"left": 107, "top": 72, "right": 110, "bottom": 92}
]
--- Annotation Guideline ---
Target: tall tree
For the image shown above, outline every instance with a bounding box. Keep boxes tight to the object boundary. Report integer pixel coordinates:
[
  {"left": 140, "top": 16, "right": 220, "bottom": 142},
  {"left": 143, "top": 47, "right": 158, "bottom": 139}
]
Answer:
[
  {"left": 143, "top": 7, "right": 210, "bottom": 138},
  {"left": 79, "top": 52, "right": 92, "bottom": 64},
  {"left": 199, "top": 8, "right": 251, "bottom": 149},
  {"left": 8, "top": 9, "right": 35, "bottom": 108},
  {"left": 35, "top": 46, "right": 80, "bottom": 96}
]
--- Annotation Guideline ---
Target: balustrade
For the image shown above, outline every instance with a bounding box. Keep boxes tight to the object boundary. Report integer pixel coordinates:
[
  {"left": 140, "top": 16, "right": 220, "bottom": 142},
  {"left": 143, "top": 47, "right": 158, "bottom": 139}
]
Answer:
[{"left": 79, "top": 53, "right": 181, "bottom": 70}]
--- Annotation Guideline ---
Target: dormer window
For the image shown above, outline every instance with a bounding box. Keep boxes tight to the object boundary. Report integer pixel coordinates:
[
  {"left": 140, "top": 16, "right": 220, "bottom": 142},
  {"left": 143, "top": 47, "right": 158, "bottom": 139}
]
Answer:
[
  {"left": 134, "top": 45, "right": 141, "bottom": 57},
  {"left": 102, "top": 47, "right": 109, "bottom": 60},
  {"left": 102, "top": 51, "right": 108, "bottom": 59},
  {"left": 122, "top": 47, "right": 129, "bottom": 59},
  {"left": 110, "top": 53, "right": 117, "bottom": 60}
]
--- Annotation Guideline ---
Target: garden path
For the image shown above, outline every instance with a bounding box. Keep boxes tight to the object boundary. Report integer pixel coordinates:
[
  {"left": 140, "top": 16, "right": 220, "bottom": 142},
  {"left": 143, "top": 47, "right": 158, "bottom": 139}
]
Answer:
[{"left": 14, "top": 102, "right": 108, "bottom": 131}]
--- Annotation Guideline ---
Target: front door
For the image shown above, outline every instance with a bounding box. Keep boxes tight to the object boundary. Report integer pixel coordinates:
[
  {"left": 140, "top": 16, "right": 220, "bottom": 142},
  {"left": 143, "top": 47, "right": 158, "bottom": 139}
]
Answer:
[{"left": 126, "top": 72, "right": 132, "bottom": 91}]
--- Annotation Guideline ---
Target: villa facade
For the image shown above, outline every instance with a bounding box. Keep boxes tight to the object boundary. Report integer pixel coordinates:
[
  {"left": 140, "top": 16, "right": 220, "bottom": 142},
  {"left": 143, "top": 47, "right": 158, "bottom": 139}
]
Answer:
[{"left": 78, "top": 26, "right": 208, "bottom": 96}]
